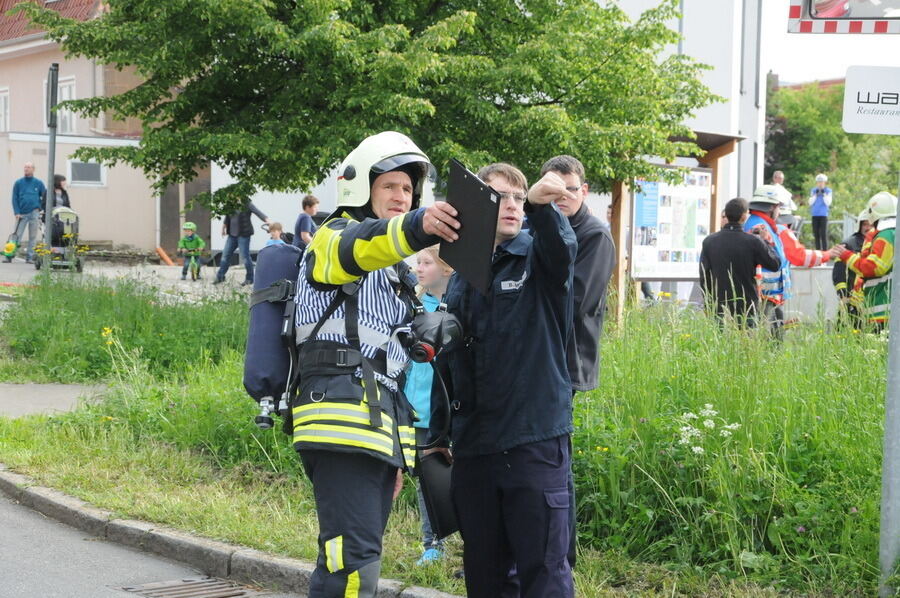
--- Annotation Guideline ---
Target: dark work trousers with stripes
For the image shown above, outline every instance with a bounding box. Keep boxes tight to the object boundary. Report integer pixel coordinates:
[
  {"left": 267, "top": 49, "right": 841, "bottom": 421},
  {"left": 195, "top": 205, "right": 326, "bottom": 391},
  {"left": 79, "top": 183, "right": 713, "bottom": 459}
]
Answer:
[
  {"left": 300, "top": 450, "right": 396, "bottom": 598},
  {"left": 451, "top": 435, "right": 574, "bottom": 598}
]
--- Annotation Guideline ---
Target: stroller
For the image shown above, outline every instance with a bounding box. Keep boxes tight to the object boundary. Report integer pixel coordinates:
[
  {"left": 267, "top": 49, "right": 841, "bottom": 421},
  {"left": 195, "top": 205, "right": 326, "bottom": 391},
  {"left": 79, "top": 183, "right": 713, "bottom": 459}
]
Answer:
[{"left": 35, "top": 206, "right": 84, "bottom": 272}]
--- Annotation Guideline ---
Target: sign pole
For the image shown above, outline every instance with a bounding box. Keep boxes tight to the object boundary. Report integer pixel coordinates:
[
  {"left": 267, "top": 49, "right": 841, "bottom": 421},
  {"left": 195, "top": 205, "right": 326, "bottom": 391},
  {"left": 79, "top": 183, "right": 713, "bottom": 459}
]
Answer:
[
  {"left": 843, "top": 65, "right": 900, "bottom": 597},
  {"left": 44, "top": 63, "right": 59, "bottom": 266}
]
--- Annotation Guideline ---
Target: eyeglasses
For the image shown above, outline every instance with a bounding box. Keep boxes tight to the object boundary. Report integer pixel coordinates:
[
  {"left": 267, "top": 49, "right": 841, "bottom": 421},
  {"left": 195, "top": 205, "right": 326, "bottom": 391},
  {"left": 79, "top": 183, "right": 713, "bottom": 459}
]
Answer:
[{"left": 498, "top": 192, "right": 526, "bottom": 204}]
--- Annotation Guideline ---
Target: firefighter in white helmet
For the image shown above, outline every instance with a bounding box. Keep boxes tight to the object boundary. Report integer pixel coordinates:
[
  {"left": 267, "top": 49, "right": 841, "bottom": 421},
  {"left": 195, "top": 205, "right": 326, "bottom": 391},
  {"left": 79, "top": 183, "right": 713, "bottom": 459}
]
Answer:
[
  {"left": 831, "top": 192, "right": 897, "bottom": 330},
  {"left": 291, "top": 131, "right": 459, "bottom": 597}
]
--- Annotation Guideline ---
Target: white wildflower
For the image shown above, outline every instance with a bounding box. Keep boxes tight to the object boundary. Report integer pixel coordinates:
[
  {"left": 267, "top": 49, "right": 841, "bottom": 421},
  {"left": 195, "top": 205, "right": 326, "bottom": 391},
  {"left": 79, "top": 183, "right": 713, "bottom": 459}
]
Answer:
[
  {"left": 703, "top": 419, "right": 715, "bottom": 429},
  {"left": 691, "top": 446, "right": 705, "bottom": 454},
  {"left": 720, "top": 429, "right": 732, "bottom": 438},
  {"left": 683, "top": 412, "right": 698, "bottom": 420},
  {"left": 700, "top": 404, "right": 718, "bottom": 417},
  {"left": 724, "top": 422, "right": 742, "bottom": 431}
]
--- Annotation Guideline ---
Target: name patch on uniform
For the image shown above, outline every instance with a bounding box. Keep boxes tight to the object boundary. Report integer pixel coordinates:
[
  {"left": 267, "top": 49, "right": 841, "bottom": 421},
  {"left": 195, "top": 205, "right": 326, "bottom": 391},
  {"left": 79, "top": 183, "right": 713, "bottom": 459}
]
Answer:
[{"left": 500, "top": 270, "right": 527, "bottom": 291}]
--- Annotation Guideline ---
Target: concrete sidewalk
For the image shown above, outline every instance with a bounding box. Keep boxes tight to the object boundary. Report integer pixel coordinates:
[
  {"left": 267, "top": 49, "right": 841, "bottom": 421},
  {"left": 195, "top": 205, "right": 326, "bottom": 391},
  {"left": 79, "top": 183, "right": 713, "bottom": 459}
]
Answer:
[{"left": 0, "top": 383, "right": 104, "bottom": 418}]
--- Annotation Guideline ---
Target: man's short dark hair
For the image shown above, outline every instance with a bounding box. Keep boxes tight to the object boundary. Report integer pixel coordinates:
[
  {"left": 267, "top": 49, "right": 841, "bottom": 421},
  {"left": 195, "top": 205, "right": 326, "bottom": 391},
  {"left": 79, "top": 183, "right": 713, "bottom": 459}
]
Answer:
[
  {"left": 539, "top": 155, "right": 585, "bottom": 185},
  {"left": 724, "top": 198, "right": 748, "bottom": 223},
  {"left": 302, "top": 194, "right": 319, "bottom": 210}
]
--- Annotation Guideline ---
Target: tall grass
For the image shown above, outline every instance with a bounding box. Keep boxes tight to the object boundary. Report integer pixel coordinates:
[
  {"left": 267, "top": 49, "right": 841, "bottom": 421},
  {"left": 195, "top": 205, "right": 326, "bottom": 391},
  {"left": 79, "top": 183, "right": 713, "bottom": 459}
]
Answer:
[
  {"left": 0, "top": 276, "right": 891, "bottom": 594},
  {"left": 575, "top": 303, "right": 885, "bottom": 592},
  {"left": 0, "top": 274, "right": 247, "bottom": 381}
]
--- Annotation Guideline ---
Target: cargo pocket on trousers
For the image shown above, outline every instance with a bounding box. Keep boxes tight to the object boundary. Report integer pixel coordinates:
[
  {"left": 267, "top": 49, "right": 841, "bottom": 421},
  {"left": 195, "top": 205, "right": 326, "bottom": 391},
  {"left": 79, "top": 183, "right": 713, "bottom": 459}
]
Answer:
[{"left": 544, "top": 487, "right": 570, "bottom": 565}]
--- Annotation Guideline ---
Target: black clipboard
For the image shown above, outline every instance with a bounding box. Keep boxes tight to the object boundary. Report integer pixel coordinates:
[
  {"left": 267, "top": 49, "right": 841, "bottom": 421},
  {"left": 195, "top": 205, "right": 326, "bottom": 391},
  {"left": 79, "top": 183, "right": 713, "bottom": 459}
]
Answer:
[{"left": 440, "top": 159, "right": 500, "bottom": 296}]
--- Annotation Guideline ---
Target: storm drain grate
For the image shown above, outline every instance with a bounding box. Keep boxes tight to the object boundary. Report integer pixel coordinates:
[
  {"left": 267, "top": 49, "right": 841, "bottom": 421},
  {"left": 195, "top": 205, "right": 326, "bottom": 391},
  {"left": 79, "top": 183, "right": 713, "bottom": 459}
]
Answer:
[{"left": 119, "top": 576, "right": 267, "bottom": 598}]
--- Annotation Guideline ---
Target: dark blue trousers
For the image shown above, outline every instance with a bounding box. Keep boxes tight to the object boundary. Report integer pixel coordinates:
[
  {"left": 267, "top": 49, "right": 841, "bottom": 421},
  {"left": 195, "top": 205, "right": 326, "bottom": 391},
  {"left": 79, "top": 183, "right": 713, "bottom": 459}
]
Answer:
[
  {"left": 451, "top": 435, "right": 574, "bottom": 598},
  {"left": 300, "top": 450, "right": 395, "bottom": 598}
]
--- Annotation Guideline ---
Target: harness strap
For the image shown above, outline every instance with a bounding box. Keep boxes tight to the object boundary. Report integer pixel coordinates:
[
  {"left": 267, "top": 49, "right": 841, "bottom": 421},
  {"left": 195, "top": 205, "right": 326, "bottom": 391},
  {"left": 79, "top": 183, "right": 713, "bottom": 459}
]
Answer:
[
  {"left": 249, "top": 279, "right": 295, "bottom": 309},
  {"left": 306, "top": 347, "right": 363, "bottom": 368},
  {"left": 345, "top": 290, "right": 384, "bottom": 428},
  {"left": 290, "top": 286, "right": 354, "bottom": 396}
]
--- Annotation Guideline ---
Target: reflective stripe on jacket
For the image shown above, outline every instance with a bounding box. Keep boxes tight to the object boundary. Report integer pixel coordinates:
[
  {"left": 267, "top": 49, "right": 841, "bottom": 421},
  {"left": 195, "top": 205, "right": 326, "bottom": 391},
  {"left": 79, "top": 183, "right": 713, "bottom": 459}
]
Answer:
[
  {"left": 778, "top": 225, "right": 828, "bottom": 268},
  {"left": 842, "top": 225, "right": 894, "bottom": 323}
]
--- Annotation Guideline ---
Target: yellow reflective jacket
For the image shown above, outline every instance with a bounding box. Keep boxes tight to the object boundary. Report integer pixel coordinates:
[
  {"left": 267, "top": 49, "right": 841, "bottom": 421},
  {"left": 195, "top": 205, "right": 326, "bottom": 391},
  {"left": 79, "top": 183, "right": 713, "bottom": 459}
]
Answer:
[{"left": 292, "top": 207, "right": 436, "bottom": 468}]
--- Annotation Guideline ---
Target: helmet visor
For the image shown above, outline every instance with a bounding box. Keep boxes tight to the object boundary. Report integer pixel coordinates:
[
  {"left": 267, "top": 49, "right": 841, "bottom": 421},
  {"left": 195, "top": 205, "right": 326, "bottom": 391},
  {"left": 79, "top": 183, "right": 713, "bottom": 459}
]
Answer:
[{"left": 371, "top": 153, "right": 436, "bottom": 182}]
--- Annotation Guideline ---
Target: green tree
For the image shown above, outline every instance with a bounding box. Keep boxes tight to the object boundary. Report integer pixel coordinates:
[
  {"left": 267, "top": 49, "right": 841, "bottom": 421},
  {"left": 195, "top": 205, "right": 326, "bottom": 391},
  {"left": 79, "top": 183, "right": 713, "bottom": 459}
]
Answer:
[
  {"left": 766, "top": 81, "right": 900, "bottom": 218},
  {"left": 14, "top": 0, "right": 717, "bottom": 211}
]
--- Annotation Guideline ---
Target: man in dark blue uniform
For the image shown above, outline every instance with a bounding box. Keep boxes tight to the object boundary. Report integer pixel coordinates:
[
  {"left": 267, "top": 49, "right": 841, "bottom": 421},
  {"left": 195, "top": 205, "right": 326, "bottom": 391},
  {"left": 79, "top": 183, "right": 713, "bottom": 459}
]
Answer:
[{"left": 431, "top": 163, "right": 577, "bottom": 598}]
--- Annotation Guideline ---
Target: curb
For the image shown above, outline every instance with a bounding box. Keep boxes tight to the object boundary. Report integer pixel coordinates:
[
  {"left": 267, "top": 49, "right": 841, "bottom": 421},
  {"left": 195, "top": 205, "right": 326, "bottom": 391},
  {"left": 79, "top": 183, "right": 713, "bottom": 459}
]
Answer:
[{"left": 0, "top": 464, "right": 461, "bottom": 598}]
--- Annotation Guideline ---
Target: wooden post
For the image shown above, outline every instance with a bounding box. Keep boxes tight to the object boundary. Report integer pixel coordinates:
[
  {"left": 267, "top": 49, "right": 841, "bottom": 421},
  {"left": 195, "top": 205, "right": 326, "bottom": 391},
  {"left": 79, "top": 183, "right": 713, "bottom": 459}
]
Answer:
[
  {"left": 698, "top": 139, "right": 736, "bottom": 236},
  {"left": 610, "top": 180, "right": 633, "bottom": 322}
]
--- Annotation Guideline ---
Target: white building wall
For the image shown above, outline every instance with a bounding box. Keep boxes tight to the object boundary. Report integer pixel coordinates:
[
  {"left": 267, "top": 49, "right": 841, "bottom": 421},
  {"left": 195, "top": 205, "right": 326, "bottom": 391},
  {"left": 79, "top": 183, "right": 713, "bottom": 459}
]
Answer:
[
  {"left": 621, "top": 0, "right": 765, "bottom": 199},
  {"left": 210, "top": 163, "right": 339, "bottom": 252}
]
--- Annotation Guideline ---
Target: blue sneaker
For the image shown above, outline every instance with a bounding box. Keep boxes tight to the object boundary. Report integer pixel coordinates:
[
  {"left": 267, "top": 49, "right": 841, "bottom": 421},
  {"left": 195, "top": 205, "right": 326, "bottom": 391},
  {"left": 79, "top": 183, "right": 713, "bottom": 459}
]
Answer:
[{"left": 416, "top": 547, "right": 443, "bottom": 566}]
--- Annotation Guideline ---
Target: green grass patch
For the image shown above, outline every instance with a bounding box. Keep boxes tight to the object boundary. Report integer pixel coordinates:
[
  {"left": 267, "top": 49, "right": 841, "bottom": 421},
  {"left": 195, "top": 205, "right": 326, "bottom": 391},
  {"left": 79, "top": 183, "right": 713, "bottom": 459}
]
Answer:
[
  {"left": 0, "top": 277, "right": 889, "bottom": 595},
  {"left": 0, "top": 274, "right": 247, "bottom": 382},
  {"left": 0, "top": 409, "right": 798, "bottom": 597},
  {"left": 575, "top": 304, "right": 885, "bottom": 593}
]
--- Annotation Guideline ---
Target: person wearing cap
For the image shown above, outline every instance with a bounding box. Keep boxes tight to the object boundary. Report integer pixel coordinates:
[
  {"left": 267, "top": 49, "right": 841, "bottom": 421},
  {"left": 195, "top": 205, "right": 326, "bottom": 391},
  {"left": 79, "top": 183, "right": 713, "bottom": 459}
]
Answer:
[
  {"left": 832, "top": 209, "right": 872, "bottom": 328},
  {"left": 744, "top": 185, "right": 791, "bottom": 337},
  {"left": 290, "top": 131, "right": 458, "bottom": 598},
  {"left": 831, "top": 192, "right": 897, "bottom": 330},
  {"left": 809, "top": 174, "right": 833, "bottom": 251}
]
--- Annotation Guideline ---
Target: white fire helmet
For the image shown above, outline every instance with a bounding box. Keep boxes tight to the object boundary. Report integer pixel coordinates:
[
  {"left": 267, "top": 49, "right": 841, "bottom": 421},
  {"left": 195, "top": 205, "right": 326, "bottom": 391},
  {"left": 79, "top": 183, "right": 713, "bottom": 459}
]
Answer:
[{"left": 335, "top": 131, "right": 435, "bottom": 211}]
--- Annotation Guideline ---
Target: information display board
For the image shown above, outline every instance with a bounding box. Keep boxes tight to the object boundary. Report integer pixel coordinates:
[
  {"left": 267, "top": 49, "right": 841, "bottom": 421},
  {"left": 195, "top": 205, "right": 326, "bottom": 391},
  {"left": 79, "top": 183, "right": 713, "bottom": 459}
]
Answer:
[{"left": 630, "top": 167, "right": 712, "bottom": 280}]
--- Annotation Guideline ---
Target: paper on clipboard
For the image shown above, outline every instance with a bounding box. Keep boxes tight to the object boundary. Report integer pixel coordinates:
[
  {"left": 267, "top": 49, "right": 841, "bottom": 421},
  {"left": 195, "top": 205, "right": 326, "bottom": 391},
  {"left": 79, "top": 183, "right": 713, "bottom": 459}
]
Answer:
[{"left": 439, "top": 159, "right": 500, "bottom": 295}]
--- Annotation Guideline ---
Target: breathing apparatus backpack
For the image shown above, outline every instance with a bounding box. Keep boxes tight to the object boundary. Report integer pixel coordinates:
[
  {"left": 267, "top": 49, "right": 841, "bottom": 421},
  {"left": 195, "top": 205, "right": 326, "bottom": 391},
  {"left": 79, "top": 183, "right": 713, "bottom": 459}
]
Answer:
[{"left": 243, "top": 242, "right": 302, "bottom": 431}]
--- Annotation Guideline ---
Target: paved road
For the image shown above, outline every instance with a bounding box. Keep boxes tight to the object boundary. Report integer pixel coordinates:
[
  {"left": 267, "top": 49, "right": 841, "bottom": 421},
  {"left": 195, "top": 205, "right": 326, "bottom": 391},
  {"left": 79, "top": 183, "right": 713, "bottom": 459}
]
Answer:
[{"left": 0, "top": 491, "right": 303, "bottom": 598}]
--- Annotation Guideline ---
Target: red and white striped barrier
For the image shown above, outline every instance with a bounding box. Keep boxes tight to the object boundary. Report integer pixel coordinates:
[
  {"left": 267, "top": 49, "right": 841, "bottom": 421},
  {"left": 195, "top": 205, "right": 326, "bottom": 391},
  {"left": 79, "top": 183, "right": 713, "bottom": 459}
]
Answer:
[{"left": 788, "top": 0, "right": 900, "bottom": 33}]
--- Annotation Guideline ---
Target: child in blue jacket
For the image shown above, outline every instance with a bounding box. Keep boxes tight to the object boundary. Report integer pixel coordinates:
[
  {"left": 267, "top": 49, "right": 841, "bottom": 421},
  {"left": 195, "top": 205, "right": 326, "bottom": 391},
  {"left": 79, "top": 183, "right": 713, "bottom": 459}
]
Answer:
[{"left": 403, "top": 245, "right": 453, "bottom": 565}]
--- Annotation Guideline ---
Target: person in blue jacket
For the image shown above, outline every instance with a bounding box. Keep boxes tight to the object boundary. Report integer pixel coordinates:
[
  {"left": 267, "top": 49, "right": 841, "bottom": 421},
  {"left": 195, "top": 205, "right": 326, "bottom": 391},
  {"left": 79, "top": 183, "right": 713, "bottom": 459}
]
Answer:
[
  {"left": 809, "top": 173, "right": 833, "bottom": 251},
  {"left": 403, "top": 245, "right": 453, "bottom": 566},
  {"left": 10, "top": 162, "right": 46, "bottom": 263},
  {"left": 428, "top": 163, "right": 577, "bottom": 598}
]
